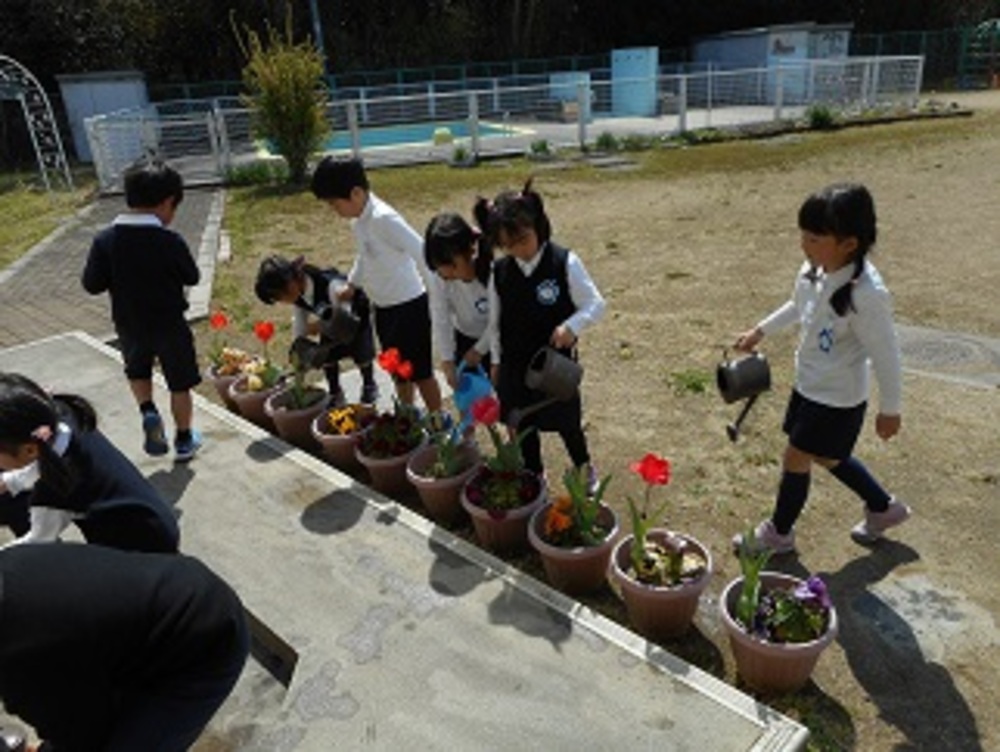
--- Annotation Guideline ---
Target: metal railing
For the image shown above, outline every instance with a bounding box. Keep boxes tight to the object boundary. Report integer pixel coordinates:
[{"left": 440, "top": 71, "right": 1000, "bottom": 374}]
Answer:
[{"left": 85, "top": 56, "right": 923, "bottom": 193}]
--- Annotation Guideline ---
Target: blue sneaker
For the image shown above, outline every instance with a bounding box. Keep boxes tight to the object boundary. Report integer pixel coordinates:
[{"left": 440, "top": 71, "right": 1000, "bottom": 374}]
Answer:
[
  {"left": 174, "top": 430, "right": 203, "bottom": 462},
  {"left": 142, "top": 412, "right": 169, "bottom": 456}
]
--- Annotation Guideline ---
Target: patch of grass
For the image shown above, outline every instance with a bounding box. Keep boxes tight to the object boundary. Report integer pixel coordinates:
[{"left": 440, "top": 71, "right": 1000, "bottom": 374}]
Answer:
[
  {"left": 671, "top": 368, "right": 712, "bottom": 395},
  {"left": 225, "top": 159, "right": 289, "bottom": 186},
  {"left": 805, "top": 104, "right": 839, "bottom": 130},
  {"left": 620, "top": 133, "right": 656, "bottom": 151},
  {"left": 595, "top": 131, "right": 620, "bottom": 152},
  {"left": 0, "top": 170, "right": 96, "bottom": 269}
]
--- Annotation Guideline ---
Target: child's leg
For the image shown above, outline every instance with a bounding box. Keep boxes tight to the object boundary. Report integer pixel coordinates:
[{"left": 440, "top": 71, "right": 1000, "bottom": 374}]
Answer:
[
  {"left": 415, "top": 377, "right": 442, "bottom": 413},
  {"left": 827, "top": 456, "right": 891, "bottom": 511},
  {"left": 170, "top": 390, "right": 193, "bottom": 432},
  {"left": 132, "top": 378, "right": 169, "bottom": 457},
  {"left": 324, "top": 361, "right": 342, "bottom": 397},
  {"left": 771, "top": 443, "right": 813, "bottom": 534},
  {"left": 558, "top": 427, "right": 590, "bottom": 468},
  {"left": 519, "top": 429, "right": 543, "bottom": 475},
  {"left": 129, "top": 378, "right": 157, "bottom": 414}
]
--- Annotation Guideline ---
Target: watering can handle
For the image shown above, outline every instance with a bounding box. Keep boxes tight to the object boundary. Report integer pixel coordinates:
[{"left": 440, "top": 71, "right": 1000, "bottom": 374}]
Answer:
[{"left": 457, "top": 361, "right": 487, "bottom": 378}]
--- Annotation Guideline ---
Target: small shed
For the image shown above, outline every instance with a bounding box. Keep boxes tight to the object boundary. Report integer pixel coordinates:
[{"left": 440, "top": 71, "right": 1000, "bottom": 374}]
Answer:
[
  {"left": 56, "top": 70, "right": 148, "bottom": 162},
  {"left": 692, "top": 22, "right": 852, "bottom": 69},
  {"left": 692, "top": 22, "right": 852, "bottom": 104}
]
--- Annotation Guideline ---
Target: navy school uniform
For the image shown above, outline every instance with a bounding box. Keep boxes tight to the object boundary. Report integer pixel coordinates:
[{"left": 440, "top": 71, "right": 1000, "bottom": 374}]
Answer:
[
  {"left": 6, "top": 416, "right": 179, "bottom": 554},
  {"left": 494, "top": 242, "right": 581, "bottom": 433},
  {"left": 0, "top": 543, "right": 248, "bottom": 752}
]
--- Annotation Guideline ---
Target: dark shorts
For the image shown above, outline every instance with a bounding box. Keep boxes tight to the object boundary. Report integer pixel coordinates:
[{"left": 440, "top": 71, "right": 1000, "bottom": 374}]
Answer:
[
  {"left": 118, "top": 322, "right": 201, "bottom": 392},
  {"left": 373, "top": 293, "right": 433, "bottom": 381},
  {"left": 782, "top": 389, "right": 866, "bottom": 461}
]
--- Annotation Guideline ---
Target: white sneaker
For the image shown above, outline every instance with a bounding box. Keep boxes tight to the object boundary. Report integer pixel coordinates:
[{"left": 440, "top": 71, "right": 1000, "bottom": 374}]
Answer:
[
  {"left": 851, "top": 498, "right": 911, "bottom": 545},
  {"left": 731, "top": 519, "right": 796, "bottom": 556}
]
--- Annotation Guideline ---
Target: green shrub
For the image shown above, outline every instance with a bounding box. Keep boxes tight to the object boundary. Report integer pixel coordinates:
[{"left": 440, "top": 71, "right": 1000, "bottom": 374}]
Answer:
[
  {"left": 529, "top": 139, "right": 551, "bottom": 155},
  {"left": 679, "top": 128, "right": 727, "bottom": 145},
  {"left": 234, "top": 8, "right": 330, "bottom": 184},
  {"left": 595, "top": 131, "right": 619, "bottom": 152},
  {"left": 225, "top": 160, "right": 289, "bottom": 186},
  {"left": 670, "top": 369, "right": 711, "bottom": 395},
  {"left": 806, "top": 104, "right": 838, "bottom": 130},
  {"left": 620, "top": 133, "right": 655, "bottom": 152}
]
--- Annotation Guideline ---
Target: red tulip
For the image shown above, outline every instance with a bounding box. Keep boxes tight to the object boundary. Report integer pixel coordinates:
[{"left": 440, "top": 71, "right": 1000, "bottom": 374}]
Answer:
[
  {"left": 470, "top": 395, "right": 500, "bottom": 426},
  {"left": 629, "top": 453, "right": 671, "bottom": 486},
  {"left": 253, "top": 320, "right": 275, "bottom": 343},
  {"left": 396, "top": 360, "right": 413, "bottom": 381},
  {"left": 377, "top": 348, "right": 401, "bottom": 373},
  {"left": 209, "top": 311, "right": 229, "bottom": 330}
]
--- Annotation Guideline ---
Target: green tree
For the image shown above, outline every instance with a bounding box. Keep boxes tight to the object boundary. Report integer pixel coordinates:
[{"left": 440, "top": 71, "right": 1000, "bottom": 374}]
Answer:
[{"left": 234, "top": 8, "right": 329, "bottom": 184}]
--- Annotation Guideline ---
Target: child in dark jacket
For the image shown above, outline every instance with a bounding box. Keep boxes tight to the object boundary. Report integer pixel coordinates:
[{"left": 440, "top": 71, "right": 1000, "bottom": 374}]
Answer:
[
  {"left": 82, "top": 160, "right": 203, "bottom": 462},
  {"left": 0, "top": 372, "right": 179, "bottom": 553}
]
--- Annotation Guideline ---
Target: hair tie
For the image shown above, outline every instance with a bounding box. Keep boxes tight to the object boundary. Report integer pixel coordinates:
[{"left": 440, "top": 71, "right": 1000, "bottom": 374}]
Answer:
[{"left": 31, "top": 425, "right": 54, "bottom": 443}]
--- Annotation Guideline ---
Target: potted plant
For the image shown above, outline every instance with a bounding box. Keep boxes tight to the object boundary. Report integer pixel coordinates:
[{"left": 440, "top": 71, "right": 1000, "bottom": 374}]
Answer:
[
  {"left": 227, "top": 320, "right": 285, "bottom": 431},
  {"left": 264, "top": 346, "right": 330, "bottom": 450},
  {"left": 354, "top": 348, "right": 427, "bottom": 495},
  {"left": 204, "top": 310, "right": 253, "bottom": 411},
  {"left": 312, "top": 402, "right": 377, "bottom": 470},
  {"left": 527, "top": 467, "right": 619, "bottom": 595},
  {"left": 406, "top": 409, "right": 482, "bottom": 526},
  {"left": 607, "top": 453, "right": 713, "bottom": 641},
  {"left": 459, "top": 395, "right": 546, "bottom": 552},
  {"left": 719, "top": 529, "right": 838, "bottom": 694}
]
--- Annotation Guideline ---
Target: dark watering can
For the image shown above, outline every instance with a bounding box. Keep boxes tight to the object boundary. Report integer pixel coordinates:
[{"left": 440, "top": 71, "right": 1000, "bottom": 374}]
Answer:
[
  {"left": 716, "top": 351, "right": 771, "bottom": 441},
  {"left": 509, "top": 347, "right": 583, "bottom": 428}
]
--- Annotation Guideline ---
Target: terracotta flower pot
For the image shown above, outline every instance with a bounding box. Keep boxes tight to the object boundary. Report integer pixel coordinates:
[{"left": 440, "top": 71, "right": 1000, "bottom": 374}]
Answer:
[
  {"left": 263, "top": 386, "right": 330, "bottom": 451},
  {"left": 311, "top": 404, "right": 375, "bottom": 470},
  {"left": 406, "top": 442, "right": 482, "bottom": 526},
  {"left": 719, "top": 572, "right": 839, "bottom": 694},
  {"left": 528, "top": 502, "right": 619, "bottom": 595},
  {"left": 355, "top": 436, "right": 427, "bottom": 496},
  {"left": 205, "top": 365, "right": 240, "bottom": 412},
  {"left": 607, "top": 530, "right": 713, "bottom": 641},
  {"left": 460, "top": 470, "right": 547, "bottom": 553},
  {"left": 227, "top": 374, "right": 284, "bottom": 432}
]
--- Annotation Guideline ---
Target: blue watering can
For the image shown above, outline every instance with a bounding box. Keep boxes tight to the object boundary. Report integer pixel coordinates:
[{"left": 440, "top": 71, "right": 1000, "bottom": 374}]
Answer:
[{"left": 454, "top": 363, "right": 494, "bottom": 432}]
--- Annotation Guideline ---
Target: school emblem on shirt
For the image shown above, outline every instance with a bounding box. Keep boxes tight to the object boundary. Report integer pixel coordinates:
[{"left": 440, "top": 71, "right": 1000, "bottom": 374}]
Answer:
[
  {"left": 474, "top": 296, "right": 489, "bottom": 314},
  {"left": 818, "top": 326, "right": 834, "bottom": 353},
  {"left": 536, "top": 279, "right": 560, "bottom": 306}
]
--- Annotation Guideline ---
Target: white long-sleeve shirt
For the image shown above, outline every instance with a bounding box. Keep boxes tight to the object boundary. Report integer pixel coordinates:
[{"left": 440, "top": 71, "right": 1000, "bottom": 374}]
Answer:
[
  {"left": 347, "top": 192, "right": 440, "bottom": 308},
  {"left": 486, "top": 244, "right": 606, "bottom": 362},
  {"left": 430, "top": 276, "right": 491, "bottom": 362},
  {"left": 758, "top": 259, "right": 902, "bottom": 414}
]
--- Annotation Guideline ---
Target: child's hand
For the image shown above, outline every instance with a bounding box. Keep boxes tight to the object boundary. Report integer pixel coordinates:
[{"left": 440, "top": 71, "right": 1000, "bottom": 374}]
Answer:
[
  {"left": 335, "top": 283, "right": 355, "bottom": 303},
  {"left": 734, "top": 327, "right": 763, "bottom": 352},
  {"left": 550, "top": 324, "right": 577, "bottom": 349},
  {"left": 490, "top": 363, "right": 500, "bottom": 386},
  {"left": 875, "top": 413, "right": 901, "bottom": 440},
  {"left": 462, "top": 349, "right": 483, "bottom": 369}
]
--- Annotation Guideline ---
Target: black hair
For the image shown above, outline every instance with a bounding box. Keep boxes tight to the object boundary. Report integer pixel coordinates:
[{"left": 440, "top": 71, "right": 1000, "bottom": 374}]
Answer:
[
  {"left": 123, "top": 160, "right": 184, "bottom": 210},
  {"left": 256, "top": 255, "right": 306, "bottom": 304},
  {"left": 424, "top": 213, "right": 494, "bottom": 287},
  {"left": 0, "top": 373, "right": 97, "bottom": 503},
  {"left": 798, "top": 183, "right": 878, "bottom": 317},
  {"left": 472, "top": 177, "right": 552, "bottom": 251},
  {"left": 311, "top": 156, "right": 369, "bottom": 200}
]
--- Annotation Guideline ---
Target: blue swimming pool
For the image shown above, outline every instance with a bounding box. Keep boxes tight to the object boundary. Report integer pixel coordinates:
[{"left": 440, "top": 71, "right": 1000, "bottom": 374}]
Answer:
[{"left": 321, "top": 120, "right": 511, "bottom": 151}]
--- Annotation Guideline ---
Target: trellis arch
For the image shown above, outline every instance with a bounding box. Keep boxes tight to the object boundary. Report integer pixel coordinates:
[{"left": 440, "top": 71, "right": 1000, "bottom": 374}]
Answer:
[{"left": 0, "top": 54, "right": 74, "bottom": 191}]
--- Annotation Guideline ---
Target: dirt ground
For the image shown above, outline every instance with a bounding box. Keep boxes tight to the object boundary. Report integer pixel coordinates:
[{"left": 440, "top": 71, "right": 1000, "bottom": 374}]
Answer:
[{"left": 205, "top": 90, "right": 1000, "bottom": 751}]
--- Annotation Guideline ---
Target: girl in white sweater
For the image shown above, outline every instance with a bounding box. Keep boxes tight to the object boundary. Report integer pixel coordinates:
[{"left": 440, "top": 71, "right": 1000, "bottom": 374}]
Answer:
[{"left": 732, "top": 183, "right": 910, "bottom": 555}]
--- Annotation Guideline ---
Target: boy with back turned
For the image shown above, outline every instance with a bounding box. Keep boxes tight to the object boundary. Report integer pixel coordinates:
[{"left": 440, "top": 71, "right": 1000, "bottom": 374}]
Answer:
[{"left": 82, "top": 160, "right": 203, "bottom": 461}]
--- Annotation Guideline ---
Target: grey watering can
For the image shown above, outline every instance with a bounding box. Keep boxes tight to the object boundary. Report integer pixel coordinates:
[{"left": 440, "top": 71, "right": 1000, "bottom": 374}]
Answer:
[
  {"left": 717, "top": 351, "right": 771, "bottom": 441},
  {"left": 508, "top": 347, "right": 583, "bottom": 429}
]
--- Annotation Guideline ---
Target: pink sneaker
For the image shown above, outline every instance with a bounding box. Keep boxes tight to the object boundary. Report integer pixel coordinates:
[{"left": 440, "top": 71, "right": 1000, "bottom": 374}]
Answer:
[
  {"left": 731, "top": 519, "right": 796, "bottom": 556},
  {"left": 851, "top": 498, "right": 911, "bottom": 544}
]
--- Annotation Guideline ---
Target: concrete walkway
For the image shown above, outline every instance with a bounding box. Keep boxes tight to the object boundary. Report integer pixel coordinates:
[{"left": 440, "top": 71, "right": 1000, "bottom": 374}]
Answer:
[{"left": 0, "top": 333, "right": 808, "bottom": 751}]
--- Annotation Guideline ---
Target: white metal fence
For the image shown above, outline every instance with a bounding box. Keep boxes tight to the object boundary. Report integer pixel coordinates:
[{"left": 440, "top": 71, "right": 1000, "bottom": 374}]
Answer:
[{"left": 85, "top": 56, "right": 923, "bottom": 193}]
